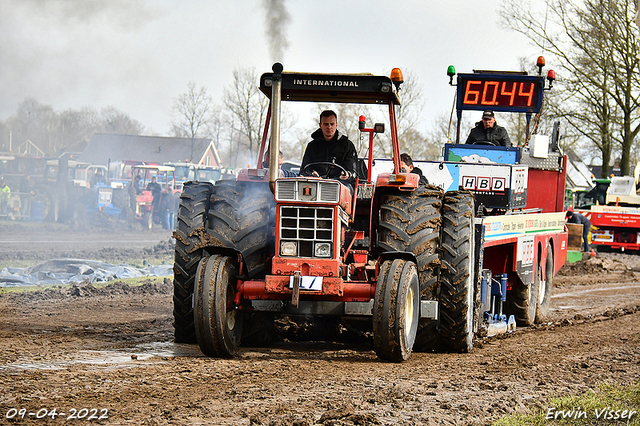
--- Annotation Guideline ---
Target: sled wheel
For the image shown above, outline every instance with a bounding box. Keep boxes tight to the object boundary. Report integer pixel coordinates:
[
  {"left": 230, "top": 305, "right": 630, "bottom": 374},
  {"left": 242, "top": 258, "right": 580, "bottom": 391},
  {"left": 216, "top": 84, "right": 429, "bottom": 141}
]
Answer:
[
  {"left": 507, "top": 269, "right": 538, "bottom": 326},
  {"left": 535, "top": 243, "right": 553, "bottom": 323},
  {"left": 373, "top": 259, "right": 420, "bottom": 362},
  {"left": 194, "top": 255, "right": 243, "bottom": 358}
]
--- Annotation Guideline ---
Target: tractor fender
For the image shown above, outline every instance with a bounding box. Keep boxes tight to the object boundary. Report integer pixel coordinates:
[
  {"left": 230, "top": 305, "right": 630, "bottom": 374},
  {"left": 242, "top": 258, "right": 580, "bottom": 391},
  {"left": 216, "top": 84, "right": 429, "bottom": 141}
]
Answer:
[
  {"left": 377, "top": 250, "right": 418, "bottom": 266},
  {"left": 203, "top": 246, "right": 243, "bottom": 270}
]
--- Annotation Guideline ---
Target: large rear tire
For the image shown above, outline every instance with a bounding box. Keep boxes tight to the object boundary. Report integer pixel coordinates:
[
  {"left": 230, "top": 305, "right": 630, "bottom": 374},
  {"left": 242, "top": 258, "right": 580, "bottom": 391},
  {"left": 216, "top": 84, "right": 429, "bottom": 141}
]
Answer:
[
  {"left": 173, "top": 182, "right": 214, "bottom": 343},
  {"left": 373, "top": 259, "right": 420, "bottom": 362},
  {"left": 535, "top": 243, "right": 553, "bottom": 323},
  {"left": 194, "top": 255, "right": 242, "bottom": 357},
  {"left": 207, "top": 180, "right": 274, "bottom": 278},
  {"left": 439, "top": 191, "right": 476, "bottom": 353},
  {"left": 378, "top": 185, "right": 443, "bottom": 351}
]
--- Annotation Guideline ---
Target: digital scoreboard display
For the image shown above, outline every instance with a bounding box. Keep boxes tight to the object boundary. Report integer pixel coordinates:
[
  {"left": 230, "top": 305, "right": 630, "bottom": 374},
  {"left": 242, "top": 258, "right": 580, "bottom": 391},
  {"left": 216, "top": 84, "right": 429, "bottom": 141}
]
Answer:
[{"left": 456, "top": 74, "right": 545, "bottom": 114}]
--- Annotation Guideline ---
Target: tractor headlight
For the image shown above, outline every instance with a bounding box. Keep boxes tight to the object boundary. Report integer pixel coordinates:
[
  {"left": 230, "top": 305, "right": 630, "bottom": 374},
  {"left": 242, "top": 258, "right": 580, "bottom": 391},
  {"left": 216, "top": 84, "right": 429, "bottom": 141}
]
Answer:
[
  {"left": 281, "top": 241, "right": 297, "bottom": 256},
  {"left": 314, "top": 242, "right": 331, "bottom": 258}
]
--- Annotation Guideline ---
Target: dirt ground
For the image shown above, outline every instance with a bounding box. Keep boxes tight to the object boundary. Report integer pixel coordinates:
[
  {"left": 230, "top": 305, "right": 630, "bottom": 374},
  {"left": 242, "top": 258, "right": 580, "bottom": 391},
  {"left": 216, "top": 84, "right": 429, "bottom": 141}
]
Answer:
[{"left": 1, "top": 225, "right": 640, "bottom": 425}]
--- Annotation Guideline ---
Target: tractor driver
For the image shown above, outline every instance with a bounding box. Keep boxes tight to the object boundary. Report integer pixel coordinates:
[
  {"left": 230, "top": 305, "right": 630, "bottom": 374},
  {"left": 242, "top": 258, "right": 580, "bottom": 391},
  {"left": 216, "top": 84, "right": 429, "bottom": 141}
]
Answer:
[
  {"left": 465, "top": 110, "right": 511, "bottom": 147},
  {"left": 300, "top": 110, "right": 357, "bottom": 192}
]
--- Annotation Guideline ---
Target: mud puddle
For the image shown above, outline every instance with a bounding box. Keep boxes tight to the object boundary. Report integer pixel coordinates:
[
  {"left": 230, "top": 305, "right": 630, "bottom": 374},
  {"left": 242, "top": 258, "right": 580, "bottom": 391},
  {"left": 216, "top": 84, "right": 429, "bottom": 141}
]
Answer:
[{"left": 0, "top": 341, "right": 203, "bottom": 372}]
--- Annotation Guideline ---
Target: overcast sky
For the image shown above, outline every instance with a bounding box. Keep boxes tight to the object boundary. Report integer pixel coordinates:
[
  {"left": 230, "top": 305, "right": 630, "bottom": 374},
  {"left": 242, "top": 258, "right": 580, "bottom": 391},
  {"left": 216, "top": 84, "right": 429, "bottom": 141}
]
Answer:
[{"left": 0, "top": 0, "right": 542, "bottom": 137}]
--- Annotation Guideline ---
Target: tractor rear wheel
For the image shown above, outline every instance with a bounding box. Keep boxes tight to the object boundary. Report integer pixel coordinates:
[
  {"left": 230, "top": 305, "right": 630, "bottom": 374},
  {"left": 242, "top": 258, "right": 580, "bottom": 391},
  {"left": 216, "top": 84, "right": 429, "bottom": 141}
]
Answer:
[
  {"left": 173, "top": 181, "right": 214, "bottom": 343},
  {"left": 378, "top": 185, "right": 443, "bottom": 351},
  {"left": 194, "top": 255, "right": 242, "bottom": 357},
  {"left": 535, "top": 243, "right": 553, "bottom": 323},
  {"left": 207, "top": 180, "right": 274, "bottom": 278},
  {"left": 439, "top": 191, "right": 476, "bottom": 353},
  {"left": 373, "top": 259, "right": 420, "bottom": 362}
]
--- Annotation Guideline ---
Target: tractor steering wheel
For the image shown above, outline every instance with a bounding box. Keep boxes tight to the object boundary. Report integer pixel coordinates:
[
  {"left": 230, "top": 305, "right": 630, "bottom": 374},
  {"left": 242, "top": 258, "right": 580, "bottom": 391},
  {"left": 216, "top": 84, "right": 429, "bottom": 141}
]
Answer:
[{"left": 301, "top": 162, "right": 349, "bottom": 179}]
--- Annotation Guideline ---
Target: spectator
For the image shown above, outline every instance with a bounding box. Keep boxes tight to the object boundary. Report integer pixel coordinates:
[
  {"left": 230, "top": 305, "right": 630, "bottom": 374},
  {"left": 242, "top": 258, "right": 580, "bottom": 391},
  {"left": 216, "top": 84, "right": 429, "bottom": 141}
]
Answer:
[
  {"left": 399, "top": 153, "right": 429, "bottom": 185},
  {"left": 19, "top": 176, "right": 35, "bottom": 218},
  {"left": 0, "top": 179, "right": 10, "bottom": 215},
  {"left": 566, "top": 210, "right": 591, "bottom": 252},
  {"left": 465, "top": 110, "right": 511, "bottom": 147},
  {"left": 128, "top": 175, "right": 142, "bottom": 211},
  {"left": 264, "top": 150, "right": 298, "bottom": 177},
  {"left": 146, "top": 176, "right": 162, "bottom": 215}
]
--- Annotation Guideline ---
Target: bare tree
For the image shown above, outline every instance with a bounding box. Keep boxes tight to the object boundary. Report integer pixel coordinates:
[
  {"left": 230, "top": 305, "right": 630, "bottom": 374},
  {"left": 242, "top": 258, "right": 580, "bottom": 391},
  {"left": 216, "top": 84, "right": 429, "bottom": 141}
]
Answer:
[
  {"left": 501, "top": 0, "right": 640, "bottom": 176},
  {"left": 2, "top": 99, "right": 145, "bottom": 157},
  {"left": 395, "top": 70, "right": 426, "bottom": 154},
  {"left": 100, "top": 106, "right": 145, "bottom": 135},
  {"left": 223, "top": 67, "right": 269, "bottom": 166},
  {"left": 171, "top": 81, "right": 217, "bottom": 162}
]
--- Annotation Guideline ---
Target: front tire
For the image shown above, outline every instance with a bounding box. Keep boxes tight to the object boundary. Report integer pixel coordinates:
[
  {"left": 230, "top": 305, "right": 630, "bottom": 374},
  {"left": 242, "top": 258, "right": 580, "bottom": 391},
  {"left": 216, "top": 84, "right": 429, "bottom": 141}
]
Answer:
[
  {"left": 373, "top": 259, "right": 420, "bottom": 362},
  {"left": 194, "top": 255, "right": 243, "bottom": 358},
  {"left": 439, "top": 191, "right": 476, "bottom": 353}
]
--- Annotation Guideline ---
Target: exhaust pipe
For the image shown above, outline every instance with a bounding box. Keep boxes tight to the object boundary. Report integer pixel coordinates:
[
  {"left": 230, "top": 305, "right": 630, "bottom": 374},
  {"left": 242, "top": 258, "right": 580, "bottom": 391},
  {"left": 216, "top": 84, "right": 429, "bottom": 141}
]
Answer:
[{"left": 269, "top": 62, "right": 283, "bottom": 194}]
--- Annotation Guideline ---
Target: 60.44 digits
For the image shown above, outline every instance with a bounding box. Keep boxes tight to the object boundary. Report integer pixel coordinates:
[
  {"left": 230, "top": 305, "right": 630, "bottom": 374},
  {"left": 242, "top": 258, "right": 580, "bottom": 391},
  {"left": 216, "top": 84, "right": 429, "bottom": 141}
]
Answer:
[
  {"left": 462, "top": 79, "right": 537, "bottom": 108},
  {"left": 6, "top": 408, "right": 109, "bottom": 420}
]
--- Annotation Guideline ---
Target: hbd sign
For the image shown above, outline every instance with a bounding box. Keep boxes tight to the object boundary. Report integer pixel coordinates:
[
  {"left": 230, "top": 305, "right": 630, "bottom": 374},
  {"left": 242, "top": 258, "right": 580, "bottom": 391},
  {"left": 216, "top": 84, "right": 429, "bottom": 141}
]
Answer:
[{"left": 461, "top": 176, "right": 506, "bottom": 192}]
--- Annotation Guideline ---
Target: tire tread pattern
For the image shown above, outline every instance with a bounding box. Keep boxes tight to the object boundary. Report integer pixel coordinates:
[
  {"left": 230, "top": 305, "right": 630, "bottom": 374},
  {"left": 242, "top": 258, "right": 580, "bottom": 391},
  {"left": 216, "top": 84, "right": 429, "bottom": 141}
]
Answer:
[
  {"left": 378, "top": 185, "right": 443, "bottom": 351},
  {"left": 206, "top": 181, "right": 274, "bottom": 278},
  {"left": 439, "top": 191, "right": 475, "bottom": 353},
  {"left": 173, "top": 182, "right": 214, "bottom": 343}
]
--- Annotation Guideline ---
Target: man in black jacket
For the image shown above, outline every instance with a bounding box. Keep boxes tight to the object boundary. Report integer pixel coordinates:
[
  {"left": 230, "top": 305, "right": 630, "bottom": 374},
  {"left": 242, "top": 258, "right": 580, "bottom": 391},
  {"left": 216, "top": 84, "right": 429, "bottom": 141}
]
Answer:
[
  {"left": 301, "top": 110, "right": 357, "bottom": 191},
  {"left": 566, "top": 210, "right": 591, "bottom": 252},
  {"left": 465, "top": 110, "right": 511, "bottom": 147}
]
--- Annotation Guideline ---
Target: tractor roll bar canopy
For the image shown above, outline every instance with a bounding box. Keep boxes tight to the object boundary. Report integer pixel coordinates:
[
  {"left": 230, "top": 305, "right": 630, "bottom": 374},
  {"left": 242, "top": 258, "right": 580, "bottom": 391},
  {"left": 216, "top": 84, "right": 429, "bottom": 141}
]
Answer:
[{"left": 259, "top": 71, "right": 401, "bottom": 105}]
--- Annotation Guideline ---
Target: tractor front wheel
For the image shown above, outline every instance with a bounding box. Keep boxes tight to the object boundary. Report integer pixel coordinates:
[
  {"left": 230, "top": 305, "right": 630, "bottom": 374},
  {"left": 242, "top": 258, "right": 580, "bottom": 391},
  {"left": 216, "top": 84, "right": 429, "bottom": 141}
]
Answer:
[
  {"left": 373, "top": 259, "right": 420, "bottom": 362},
  {"left": 194, "top": 255, "right": 243, "bottom": 358}
]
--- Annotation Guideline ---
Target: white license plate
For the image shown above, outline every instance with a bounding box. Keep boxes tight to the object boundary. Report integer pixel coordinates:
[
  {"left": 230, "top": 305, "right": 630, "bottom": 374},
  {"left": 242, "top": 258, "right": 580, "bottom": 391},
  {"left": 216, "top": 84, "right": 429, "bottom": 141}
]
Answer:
[{"left": 289, "top": 276, "right": 323, "bottom": 291}]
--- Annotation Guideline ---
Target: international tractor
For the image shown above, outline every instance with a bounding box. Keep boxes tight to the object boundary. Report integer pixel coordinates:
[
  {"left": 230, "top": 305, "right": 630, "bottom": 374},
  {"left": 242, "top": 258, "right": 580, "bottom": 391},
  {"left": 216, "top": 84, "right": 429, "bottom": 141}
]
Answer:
[{"left": 173, "top": 61, "right": 568, "bottom": 362}]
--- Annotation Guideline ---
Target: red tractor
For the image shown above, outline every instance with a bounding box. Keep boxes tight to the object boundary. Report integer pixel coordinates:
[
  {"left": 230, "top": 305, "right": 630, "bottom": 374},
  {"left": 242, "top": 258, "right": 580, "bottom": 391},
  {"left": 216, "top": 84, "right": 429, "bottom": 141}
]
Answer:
[{"left": 173, "top": 62, "right": 567, "bottom": 362}]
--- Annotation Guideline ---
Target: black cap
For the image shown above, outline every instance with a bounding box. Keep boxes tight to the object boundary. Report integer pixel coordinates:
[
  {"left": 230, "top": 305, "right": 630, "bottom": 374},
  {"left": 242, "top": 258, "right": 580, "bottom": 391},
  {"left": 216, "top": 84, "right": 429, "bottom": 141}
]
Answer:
[{"left": 482, "top": 110, "right": 495, "bottom": 118}]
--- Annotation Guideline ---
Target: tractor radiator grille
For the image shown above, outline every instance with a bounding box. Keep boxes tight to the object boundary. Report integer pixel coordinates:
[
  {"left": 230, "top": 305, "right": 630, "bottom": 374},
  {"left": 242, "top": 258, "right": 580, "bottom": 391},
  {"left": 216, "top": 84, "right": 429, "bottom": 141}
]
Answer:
[
  {"left": 275, "top": 179, "right": 340, "bottom": 203},
  {"left": 279, "top": 206, "right": 334, "bottom": 258}
]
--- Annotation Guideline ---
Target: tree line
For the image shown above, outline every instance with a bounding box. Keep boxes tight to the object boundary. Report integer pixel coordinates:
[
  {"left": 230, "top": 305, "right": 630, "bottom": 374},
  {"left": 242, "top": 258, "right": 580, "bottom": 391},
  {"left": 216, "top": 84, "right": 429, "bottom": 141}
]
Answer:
[
  {"left": 501, "top": 0, "right": 640, "bottom": 177},
  {"left": 3, "top": 0, "right": 638, "bottom": 176},
  {"left": 0, "top": 99, "right": 144, "bottom": 157}
]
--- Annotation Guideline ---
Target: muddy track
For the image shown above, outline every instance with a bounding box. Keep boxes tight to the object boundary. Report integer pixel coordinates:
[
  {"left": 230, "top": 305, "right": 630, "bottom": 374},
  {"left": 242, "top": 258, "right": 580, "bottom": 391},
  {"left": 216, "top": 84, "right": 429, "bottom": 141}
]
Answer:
[{"left": 1, "top": 228, "right": 640, "bottom": 425}]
